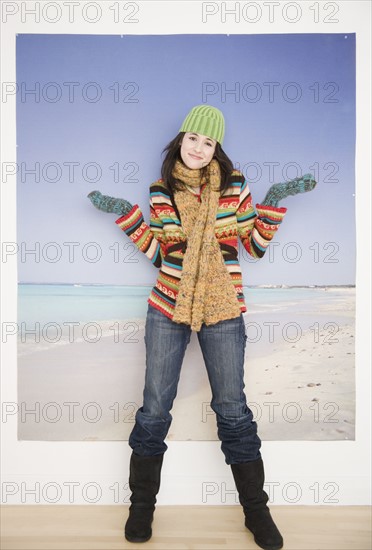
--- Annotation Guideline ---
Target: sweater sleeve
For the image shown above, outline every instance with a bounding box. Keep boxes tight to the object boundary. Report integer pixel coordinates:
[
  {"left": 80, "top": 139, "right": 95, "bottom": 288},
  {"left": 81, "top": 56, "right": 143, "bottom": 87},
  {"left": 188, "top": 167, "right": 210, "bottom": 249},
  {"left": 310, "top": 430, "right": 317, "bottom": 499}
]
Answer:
[
  {"left": 114, "top": 194, "right": 166, "bottom": 268},
  {"left": 237, "top": 178, "right": 287, "bottom": 259}
]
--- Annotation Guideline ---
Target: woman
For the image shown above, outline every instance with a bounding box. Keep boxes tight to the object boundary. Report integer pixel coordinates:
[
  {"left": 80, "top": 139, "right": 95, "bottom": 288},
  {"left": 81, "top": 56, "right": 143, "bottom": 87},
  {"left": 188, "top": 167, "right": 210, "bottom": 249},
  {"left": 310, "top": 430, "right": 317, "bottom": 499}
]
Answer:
[{"left": 88, "top": 104, "right": 316, "bottom": 550}]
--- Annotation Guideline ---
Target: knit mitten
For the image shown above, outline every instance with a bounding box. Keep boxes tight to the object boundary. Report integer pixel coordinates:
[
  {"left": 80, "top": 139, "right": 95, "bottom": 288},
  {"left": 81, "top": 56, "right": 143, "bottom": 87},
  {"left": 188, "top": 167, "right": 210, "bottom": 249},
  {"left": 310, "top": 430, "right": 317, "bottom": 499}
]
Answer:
[
  {"left": 87, "top": 190, "right": 133, "bottom": 216},
  {"left": 261, "top": 173, "right": 317, "bottom": 207}
]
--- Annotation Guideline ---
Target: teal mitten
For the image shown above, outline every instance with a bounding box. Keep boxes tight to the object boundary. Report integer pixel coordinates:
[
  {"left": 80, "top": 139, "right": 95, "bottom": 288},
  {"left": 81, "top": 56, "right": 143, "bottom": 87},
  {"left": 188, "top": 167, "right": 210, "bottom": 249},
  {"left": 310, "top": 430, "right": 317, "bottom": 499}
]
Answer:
[
  {"left": 261, "top": 173, "right": 317, "bottom": 207},
  {"left": 87, "top": 191, "right": 134, "bottom": 216}
]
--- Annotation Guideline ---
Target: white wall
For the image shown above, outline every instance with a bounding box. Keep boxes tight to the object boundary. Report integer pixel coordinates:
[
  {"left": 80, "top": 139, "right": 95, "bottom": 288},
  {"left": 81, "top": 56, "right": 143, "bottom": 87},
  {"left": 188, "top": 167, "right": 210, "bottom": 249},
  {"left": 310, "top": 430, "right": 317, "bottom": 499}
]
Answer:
[{"left": 1, "top": 0, "right": 371, "bottom": 506}]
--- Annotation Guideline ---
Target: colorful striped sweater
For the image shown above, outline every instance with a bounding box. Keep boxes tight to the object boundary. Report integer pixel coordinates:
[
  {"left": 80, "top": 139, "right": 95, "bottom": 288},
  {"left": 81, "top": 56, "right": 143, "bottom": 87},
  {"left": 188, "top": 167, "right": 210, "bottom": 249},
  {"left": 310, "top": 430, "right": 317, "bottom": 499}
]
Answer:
[{"left": 115, "top": 169, "right": 287, "bottom": 322}]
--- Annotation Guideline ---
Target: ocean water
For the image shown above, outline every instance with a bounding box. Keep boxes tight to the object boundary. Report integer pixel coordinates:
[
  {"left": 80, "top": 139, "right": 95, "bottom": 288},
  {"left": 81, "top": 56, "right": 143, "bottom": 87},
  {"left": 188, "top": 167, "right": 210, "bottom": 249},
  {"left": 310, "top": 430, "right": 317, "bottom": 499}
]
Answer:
[
  {"left": 18, "top": 283, "right": 151, "bottom": 325},
  {"left": 17, "top": 283, "right": 354, "bottom": 325}
]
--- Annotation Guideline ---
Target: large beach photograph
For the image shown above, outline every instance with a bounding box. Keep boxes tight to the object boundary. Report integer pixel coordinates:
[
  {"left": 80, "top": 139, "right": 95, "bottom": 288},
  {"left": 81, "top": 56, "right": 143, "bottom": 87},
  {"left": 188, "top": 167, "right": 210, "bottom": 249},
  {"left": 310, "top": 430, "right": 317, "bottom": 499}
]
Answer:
[{"left": 16, "top": 33, "right": 355, "bottom": 441}]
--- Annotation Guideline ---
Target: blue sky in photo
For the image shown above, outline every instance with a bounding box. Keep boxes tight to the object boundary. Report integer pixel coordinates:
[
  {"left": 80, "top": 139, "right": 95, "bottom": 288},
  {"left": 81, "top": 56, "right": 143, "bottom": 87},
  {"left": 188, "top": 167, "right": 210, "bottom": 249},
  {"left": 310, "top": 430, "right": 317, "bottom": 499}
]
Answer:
[{"left": 16, "top": 33, "right": 355, "bottom": 286}]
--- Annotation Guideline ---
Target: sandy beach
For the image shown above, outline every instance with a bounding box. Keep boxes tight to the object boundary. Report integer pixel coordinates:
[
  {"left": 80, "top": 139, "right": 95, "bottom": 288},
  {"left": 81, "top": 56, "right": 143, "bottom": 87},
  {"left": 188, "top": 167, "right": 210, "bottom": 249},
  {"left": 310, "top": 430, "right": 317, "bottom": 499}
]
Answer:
[{"left": 17, "top": 287, "right": 355, "bottom": 441}]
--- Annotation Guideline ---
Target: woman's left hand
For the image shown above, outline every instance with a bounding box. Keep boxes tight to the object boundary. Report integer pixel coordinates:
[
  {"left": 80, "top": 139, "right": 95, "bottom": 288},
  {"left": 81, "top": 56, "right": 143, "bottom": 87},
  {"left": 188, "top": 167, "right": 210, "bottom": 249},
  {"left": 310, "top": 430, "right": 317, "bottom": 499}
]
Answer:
[{"left": 261, "top": 173, "right": 317, "bottom": 207}]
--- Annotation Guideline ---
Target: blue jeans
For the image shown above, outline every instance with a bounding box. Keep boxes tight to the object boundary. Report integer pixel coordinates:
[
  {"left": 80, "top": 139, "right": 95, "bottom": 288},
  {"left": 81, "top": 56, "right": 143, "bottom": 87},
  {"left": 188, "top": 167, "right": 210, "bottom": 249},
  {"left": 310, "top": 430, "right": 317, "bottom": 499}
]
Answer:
[{"left": 129, "top": 304, "right": 262, "bottom": 464}]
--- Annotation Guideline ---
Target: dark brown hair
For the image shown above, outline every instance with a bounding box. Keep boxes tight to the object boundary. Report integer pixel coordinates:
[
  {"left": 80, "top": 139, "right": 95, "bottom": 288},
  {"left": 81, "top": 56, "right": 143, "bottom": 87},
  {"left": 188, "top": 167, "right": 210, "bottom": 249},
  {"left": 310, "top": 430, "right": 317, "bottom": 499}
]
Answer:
[{"left": 160, "top": 132, "right": 235, "bottom": 197}]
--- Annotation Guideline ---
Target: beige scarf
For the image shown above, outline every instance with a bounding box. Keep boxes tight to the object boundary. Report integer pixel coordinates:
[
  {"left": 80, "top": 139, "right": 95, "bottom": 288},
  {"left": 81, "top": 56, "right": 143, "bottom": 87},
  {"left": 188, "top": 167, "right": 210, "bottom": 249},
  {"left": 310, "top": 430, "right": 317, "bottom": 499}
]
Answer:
[{"left": 171, "top": 158, "right": 241, "bottom": 331}]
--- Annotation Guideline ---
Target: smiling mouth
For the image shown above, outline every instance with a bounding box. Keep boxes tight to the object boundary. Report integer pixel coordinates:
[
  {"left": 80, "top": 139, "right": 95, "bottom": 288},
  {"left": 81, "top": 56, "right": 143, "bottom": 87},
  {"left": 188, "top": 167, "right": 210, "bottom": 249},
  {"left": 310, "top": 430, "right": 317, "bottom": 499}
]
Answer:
[{"left": 189, "top": 154, "right": 202, "bottom": 160}]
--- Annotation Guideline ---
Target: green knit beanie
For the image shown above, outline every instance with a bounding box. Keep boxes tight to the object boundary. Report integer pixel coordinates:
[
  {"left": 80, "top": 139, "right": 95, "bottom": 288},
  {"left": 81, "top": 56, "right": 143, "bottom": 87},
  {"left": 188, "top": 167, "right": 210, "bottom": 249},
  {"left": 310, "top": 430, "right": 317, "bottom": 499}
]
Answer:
[{"left": 179, "top": 104, "right": 225, "bottom": 146}]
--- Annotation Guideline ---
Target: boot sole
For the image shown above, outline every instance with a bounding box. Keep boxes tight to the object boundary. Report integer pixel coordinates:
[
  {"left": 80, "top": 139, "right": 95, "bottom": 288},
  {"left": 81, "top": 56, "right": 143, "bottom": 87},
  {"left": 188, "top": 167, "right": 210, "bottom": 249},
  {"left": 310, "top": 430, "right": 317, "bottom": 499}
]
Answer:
[
  {"left": 253, "top": 533, "right": 283, "bottom": 550},
  {"left": 125, "top": 532, "right": 152, "bottom": 543}
]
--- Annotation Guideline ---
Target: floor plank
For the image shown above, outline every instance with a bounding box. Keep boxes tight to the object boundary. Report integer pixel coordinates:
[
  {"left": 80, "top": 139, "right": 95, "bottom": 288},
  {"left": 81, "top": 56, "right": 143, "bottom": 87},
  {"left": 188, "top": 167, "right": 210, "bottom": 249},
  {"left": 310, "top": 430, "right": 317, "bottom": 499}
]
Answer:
[{"left": 1, "top": 505, "right": 371, "bottom": 549}]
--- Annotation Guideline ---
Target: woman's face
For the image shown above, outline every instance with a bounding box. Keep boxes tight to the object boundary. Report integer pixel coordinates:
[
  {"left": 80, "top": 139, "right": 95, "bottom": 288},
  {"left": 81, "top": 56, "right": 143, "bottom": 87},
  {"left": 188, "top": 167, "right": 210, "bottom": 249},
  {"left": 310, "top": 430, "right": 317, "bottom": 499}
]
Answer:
[{"left": 180, "top": 132, "right": 217, "bottom": 170}]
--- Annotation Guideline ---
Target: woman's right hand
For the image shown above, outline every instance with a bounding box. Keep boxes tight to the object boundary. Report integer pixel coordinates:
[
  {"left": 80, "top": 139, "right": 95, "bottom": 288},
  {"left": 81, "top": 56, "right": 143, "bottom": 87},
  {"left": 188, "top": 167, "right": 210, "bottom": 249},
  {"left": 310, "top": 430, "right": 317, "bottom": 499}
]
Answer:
[{"left": 87, "top": 190, "right": 134, "bottom": 216}]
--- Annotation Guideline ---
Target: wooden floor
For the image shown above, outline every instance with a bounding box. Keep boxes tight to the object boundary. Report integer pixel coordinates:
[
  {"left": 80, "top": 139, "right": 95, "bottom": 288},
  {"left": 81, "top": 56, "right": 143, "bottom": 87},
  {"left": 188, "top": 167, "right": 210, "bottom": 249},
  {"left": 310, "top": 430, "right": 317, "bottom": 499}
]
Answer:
[{"left": 1, "top": 505, "right": 371, "bottom": 549}]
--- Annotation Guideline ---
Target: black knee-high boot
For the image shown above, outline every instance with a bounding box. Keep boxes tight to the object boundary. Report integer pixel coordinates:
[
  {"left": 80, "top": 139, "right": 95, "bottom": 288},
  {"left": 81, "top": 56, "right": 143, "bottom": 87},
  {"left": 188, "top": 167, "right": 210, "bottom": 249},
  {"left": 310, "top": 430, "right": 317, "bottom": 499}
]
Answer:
[
  {"left": 231, "top": 458, "right": 283, "bottom": 550},
  {"left": 124, "top": 452, "right": 164, "bottom": 543}
]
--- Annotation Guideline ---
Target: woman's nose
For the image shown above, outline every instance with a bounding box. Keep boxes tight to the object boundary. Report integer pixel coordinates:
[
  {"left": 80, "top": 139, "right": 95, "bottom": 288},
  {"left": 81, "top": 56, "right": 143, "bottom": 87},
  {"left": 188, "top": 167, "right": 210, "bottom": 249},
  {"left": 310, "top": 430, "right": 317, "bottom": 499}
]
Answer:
[{"left": 194, "top": 140, "right": 202, "bottom": 152}]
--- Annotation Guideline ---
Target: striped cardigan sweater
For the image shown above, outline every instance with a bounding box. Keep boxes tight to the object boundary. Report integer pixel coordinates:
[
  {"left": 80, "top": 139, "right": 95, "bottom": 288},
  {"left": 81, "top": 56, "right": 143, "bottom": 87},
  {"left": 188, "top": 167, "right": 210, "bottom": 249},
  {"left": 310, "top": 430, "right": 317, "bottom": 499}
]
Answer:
[{"left": 115, "top": 169, "right": 287, "bottom": 321}]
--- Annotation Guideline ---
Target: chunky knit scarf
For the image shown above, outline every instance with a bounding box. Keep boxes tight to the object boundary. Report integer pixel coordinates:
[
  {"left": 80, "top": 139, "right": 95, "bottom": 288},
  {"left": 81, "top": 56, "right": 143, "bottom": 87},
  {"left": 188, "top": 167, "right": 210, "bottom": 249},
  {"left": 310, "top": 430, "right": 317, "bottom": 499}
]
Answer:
[{"left": 171, "top": 158, "right": 241, "bottom": 331}]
